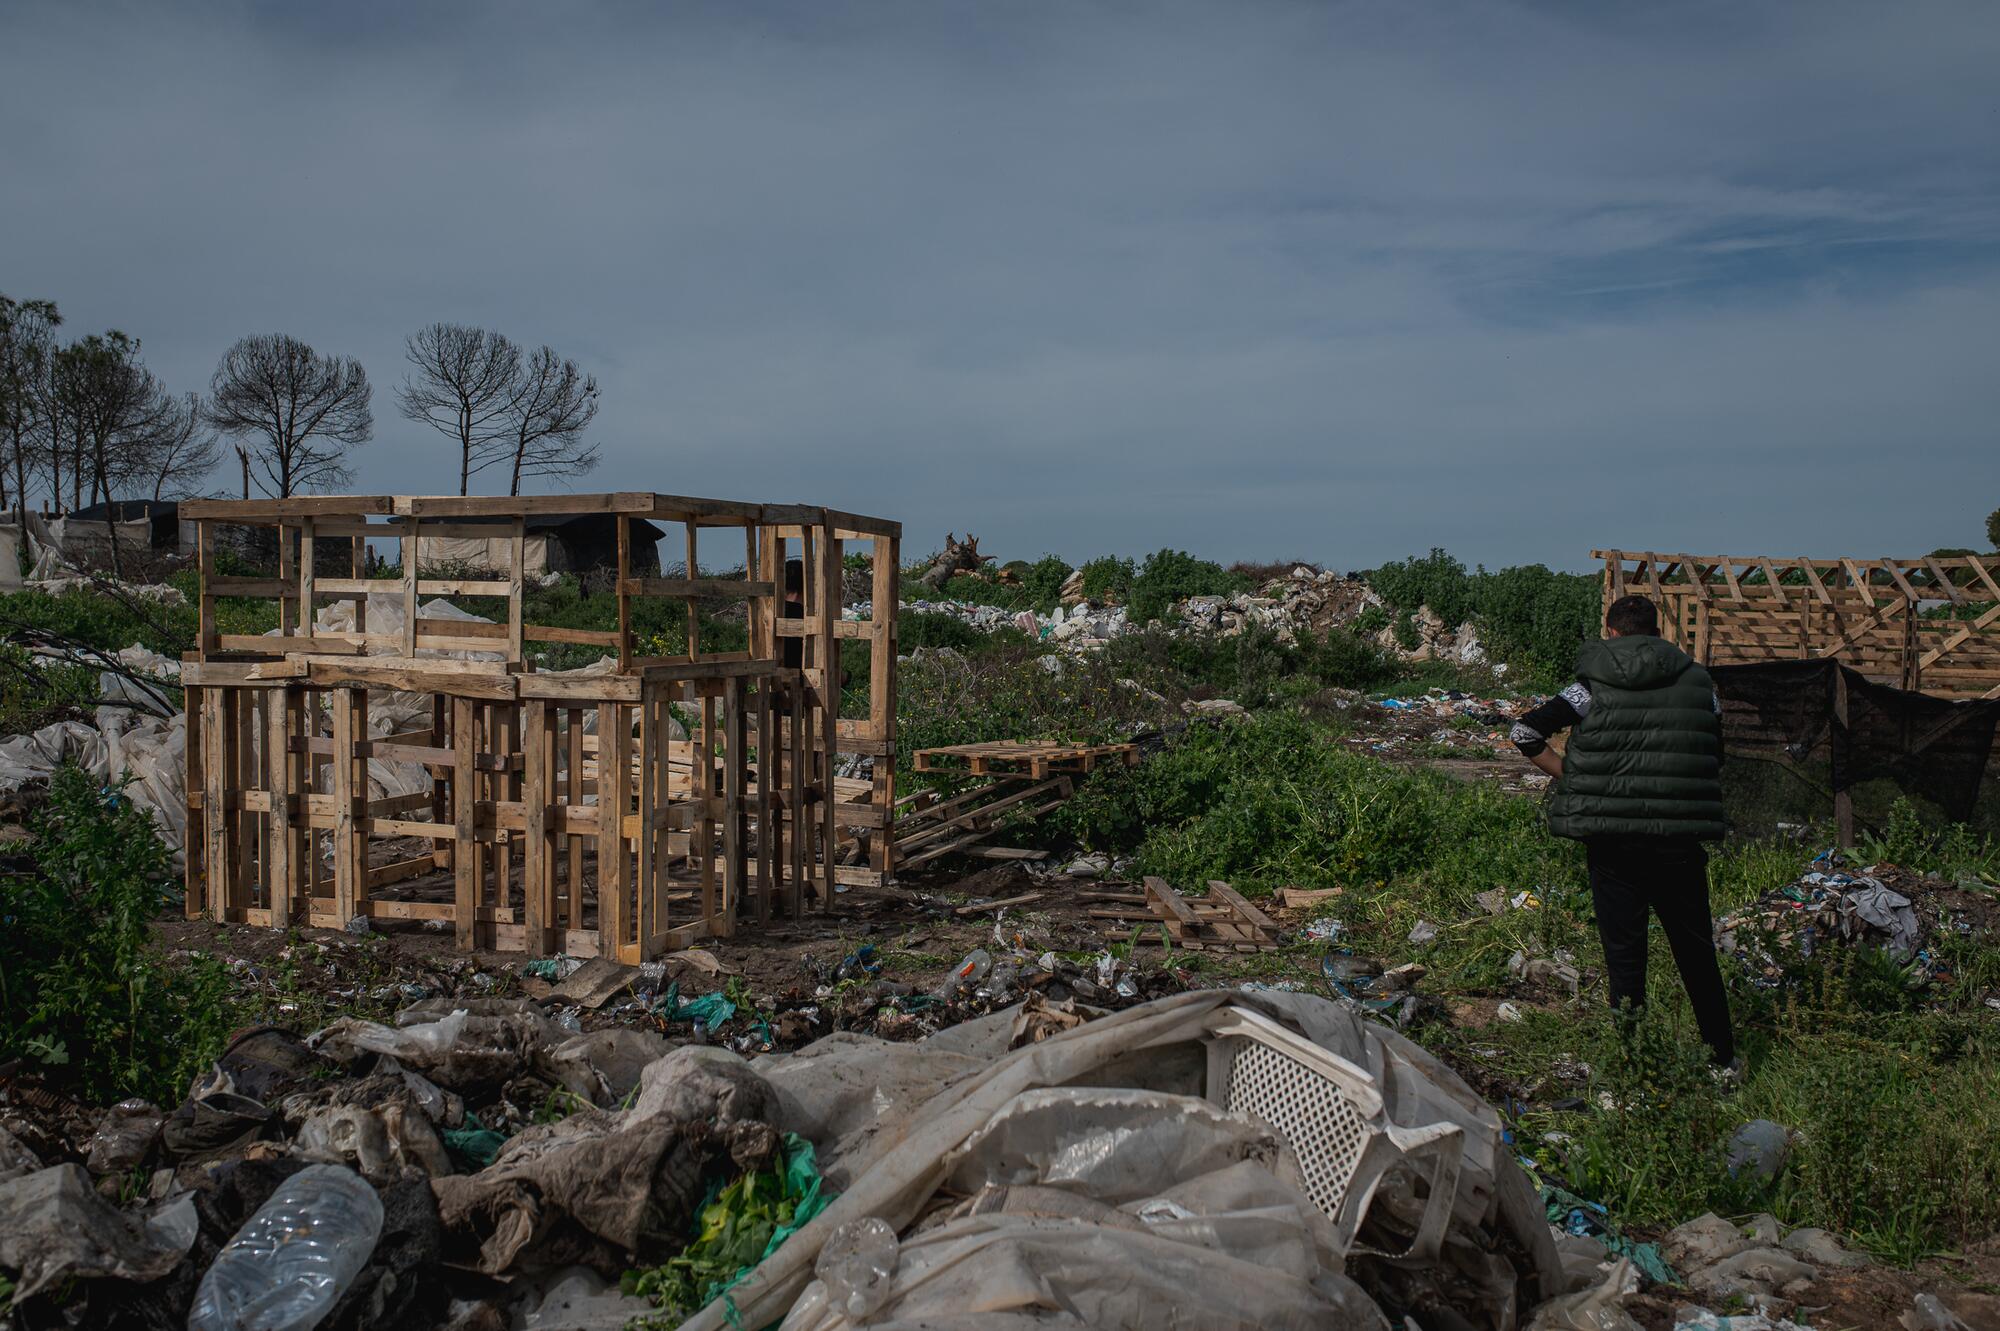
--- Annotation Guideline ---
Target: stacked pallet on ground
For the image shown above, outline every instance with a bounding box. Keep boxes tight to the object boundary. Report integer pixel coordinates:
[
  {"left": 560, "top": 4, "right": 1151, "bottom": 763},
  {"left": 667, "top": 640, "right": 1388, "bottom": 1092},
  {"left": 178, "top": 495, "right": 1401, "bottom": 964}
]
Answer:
[
  {"left": 180, "top": 491, "right": 900, "bottom": 961},
  {"left": 896, "top": 739, "right": 1139, "bottom": 869}
]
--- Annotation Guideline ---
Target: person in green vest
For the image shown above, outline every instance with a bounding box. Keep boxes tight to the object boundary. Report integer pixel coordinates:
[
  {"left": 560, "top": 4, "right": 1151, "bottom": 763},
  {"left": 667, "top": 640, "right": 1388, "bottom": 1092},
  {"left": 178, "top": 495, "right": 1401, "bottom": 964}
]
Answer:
[{"left": 1509, "top": 594, "right": 1735, "bottom": 1067}]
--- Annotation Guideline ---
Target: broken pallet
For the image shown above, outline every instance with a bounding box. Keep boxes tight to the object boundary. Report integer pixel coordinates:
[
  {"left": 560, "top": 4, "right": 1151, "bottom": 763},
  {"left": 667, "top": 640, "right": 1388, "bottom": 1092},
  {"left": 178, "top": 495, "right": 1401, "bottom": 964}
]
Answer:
[{"left": 1137, "top": 877, "right": 1281, "bottom": 951}]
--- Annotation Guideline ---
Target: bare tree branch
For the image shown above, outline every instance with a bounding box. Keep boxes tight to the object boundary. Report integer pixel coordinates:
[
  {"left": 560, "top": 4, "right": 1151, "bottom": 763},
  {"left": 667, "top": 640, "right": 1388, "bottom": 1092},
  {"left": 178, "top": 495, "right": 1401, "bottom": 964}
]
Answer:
[
  {"left": 205, "top": 334, "right": 372, "bottom": 498},
  {"left": 503, "top": 345, "right": 600, "bottom": 495},
  {"left": 396, "top": 323, "right": 521, "bottom": 495},
  {"left": 137, "top": 392, "right": 220, "bottom": 501}
]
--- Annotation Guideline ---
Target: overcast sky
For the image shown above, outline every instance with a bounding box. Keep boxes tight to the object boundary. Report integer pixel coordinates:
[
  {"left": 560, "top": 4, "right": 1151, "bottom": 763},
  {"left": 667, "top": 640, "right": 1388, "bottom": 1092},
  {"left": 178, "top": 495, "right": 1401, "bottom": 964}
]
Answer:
[{"left": 4, "top": 2, "right": 1996, "bottom": 571}]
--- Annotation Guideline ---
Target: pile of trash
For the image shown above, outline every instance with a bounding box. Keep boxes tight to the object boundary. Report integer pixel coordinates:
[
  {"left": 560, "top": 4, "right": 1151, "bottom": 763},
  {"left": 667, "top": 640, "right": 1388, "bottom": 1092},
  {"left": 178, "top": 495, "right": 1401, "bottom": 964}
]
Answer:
[
  {"left": 0, "top": 989, "right": 1599, "bottom": 1331},
  {"left": 1714, "top": 853, "right": 2000, "bottom": 999}
]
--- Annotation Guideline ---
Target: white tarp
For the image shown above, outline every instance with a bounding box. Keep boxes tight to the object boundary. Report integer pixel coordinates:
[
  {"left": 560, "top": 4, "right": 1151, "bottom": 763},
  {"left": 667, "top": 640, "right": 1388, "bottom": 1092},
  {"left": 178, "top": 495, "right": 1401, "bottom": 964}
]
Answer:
[
  {"left": 684, "top": 989, "right": 1565, "bottom": 1331},
  {"left": 416, "top": 534, "right": 551, "bottom": 576},
  {"left": 0, "top": 707, "right": 187, "bottom": 853}
]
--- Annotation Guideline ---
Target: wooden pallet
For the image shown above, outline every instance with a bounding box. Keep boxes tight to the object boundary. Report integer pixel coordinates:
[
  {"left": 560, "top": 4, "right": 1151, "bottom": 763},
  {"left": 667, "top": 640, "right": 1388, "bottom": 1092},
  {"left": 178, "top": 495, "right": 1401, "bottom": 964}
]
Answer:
[
  {"left": 892, "top": 774, "right": 1073, "bottom": 870},
  {"left": 913, "top": 739, "right": 1140, "bottom": 780},
  {"left": 1136, "top": 877, "right": 1280, "bottom": 951}
]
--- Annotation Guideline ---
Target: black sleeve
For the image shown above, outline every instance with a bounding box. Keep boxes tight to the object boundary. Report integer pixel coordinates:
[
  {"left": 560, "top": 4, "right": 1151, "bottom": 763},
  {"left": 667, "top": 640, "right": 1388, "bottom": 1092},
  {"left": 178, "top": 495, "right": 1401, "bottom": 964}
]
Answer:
[{"left": 1509, "top": 695, "right": 1582, "bottom": 758}]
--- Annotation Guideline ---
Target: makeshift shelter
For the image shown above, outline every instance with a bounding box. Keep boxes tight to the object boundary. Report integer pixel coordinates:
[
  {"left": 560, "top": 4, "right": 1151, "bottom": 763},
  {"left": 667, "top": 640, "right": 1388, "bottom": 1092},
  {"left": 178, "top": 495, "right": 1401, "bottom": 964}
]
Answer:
[
  {"left": 415, "top": 512, "right": 665, "bottom": 577},
  {"left": 64, "top": 499, "right": 186, "bottom": 553}
]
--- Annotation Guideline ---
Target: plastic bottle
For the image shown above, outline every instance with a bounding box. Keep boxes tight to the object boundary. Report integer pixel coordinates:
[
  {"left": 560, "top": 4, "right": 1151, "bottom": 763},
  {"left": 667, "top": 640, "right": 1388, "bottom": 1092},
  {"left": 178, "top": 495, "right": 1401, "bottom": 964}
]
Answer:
[
  {"left": 188, "top": 1164, "right": 384, "bottom": 1331},
  {"left": 933, "top": 948, "right": 992, "bottom": 1000},
  {"left": 816, "top": 1217, "right": 899, "bottom": 1318}
]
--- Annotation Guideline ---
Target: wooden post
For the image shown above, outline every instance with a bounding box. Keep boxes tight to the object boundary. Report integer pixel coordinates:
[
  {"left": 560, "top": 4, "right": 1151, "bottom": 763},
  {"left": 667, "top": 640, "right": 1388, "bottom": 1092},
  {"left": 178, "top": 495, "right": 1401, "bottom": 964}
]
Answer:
[
  {"left": 596, "top": 701, "right": 629, "bottom": 957},
  {"left": 722, "top": 675, "right": 746, "bottom": 937},
  {"left": 636, "top": 687, "right": 659, "bottom": 953},
  {"left": 522, "top": 699, "right": 548, "bottom": 956},
  {"left": 818, "top": 524, "right": 840, "bottom": 906},
  {"left": 870, "top": 531, "right": 898, "bottom": 880},
  {"left": 266, "top": 686, "right": 301, "bottom": 929},
  {"left": 331, "top": 687, "right": 362, "bottom": 927},
  {"left": 197, "top": 522, "right": 216, "bottom": 656},
  {"left": 508, "top": 516, "right": 525, "bottom": 664},
  {"left": 184, "top": 682, "right": 205, "bottom": 918},
  {"left": 754, "top": 676, "right": 775, "bottom": 926},
  {"left": 402, "top": 519, "right": 419, "bottom": 657},
  {"left": 299, "top": 518, "right": 316, "bottom": 642},
  {"left": 566, "top": 706, "right": 585, "bottom": 935},
  {"left": 453, "top": 696, "right": 478, "bottom": 950},
  {"left": 616, "top": 518, "right": 631, "bottom": 671},
  {"left": 202, "top": 688, "right": 229, "bottom": 923}
]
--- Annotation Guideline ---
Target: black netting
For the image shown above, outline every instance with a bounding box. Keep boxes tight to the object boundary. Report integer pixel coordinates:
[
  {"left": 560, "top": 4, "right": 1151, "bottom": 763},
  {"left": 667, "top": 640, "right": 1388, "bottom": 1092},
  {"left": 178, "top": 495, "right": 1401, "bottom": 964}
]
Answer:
[{"left": 1711, "top": 661, "right": 2000, "bottom": 840}]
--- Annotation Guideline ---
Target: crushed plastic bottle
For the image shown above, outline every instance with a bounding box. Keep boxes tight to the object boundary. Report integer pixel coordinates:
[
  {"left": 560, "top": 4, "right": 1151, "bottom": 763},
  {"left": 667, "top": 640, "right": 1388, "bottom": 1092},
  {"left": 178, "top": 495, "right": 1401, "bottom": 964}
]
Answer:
[
  {"left": 933, "top": 948, "right": 992, "bottom": 1000},
  {"left": 188, "top": 1163, "right": 384, "bottom": 1331},
  {"left": 817, "top": 1217, "right": 898, "bottom": 1318}
]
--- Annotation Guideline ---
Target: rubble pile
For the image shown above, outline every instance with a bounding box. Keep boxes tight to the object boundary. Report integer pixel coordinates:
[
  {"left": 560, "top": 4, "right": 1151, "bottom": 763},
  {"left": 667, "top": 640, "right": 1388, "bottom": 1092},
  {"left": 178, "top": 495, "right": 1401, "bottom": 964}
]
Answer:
[{"left": 883, "top": 564, "right": 1489, "bottom": 664}]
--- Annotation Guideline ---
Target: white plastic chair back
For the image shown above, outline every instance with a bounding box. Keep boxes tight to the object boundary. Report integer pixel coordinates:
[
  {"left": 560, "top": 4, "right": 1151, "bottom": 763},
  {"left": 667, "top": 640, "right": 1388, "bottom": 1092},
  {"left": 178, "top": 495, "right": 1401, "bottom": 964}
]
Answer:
[{"left": 1198, "top": 1005, "right": 1463, "bottom": 1261}]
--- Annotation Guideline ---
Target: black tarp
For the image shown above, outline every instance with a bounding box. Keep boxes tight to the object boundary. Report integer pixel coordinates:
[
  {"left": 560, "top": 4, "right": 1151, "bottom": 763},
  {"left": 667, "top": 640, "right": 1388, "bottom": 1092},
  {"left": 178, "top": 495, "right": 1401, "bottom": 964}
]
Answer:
[{"left": 1712, "top": 660, "right": 2000, "bottom": 827}]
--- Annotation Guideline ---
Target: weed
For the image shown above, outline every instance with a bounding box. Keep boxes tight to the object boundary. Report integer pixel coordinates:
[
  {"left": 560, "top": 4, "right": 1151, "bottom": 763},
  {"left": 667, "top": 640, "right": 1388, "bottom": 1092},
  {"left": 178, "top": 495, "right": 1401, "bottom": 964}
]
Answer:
[{"left": 0, "top": 765, "right": 236, "bottom": 1102}]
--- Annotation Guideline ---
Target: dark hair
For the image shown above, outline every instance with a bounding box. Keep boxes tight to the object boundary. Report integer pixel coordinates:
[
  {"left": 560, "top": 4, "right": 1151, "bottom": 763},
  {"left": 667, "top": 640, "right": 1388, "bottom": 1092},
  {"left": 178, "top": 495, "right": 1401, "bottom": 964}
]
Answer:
[
  {"left": 1606, "top": 594, "right": 1659, "bottom": 636},
  {"left": 784, "top": 558, "right": 805, "bottom": 594}
]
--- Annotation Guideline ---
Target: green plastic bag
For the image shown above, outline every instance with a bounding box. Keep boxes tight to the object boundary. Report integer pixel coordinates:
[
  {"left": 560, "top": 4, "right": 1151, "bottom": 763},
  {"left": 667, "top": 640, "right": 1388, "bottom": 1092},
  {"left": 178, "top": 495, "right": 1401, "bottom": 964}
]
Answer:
[
  {"left": 442, "top": 1112, "right": 509, "bottom": 1171},
  {"left": 623, "top": 1132, "right": 835, "bottom": 1321}
]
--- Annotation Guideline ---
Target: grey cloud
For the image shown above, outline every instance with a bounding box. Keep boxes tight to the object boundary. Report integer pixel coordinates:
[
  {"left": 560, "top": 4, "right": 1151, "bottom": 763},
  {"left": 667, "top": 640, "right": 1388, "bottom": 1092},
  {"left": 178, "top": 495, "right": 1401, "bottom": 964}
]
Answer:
[{"left": 2, "top": 0, "right": 1995, "bottom": 569}]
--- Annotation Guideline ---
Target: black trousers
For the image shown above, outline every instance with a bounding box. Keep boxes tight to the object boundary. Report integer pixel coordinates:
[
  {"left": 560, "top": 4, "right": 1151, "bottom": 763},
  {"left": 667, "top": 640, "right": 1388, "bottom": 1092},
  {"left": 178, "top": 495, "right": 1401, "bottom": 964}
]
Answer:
[{"left": 1586, "top": 837, "right": 1735, "bottom": 1065}]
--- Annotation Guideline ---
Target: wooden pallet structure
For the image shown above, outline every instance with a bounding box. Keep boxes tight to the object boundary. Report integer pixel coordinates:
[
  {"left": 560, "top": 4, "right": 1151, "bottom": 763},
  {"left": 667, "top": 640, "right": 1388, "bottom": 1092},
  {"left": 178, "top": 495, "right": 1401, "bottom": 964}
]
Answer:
[
  {"left": 912, "top": 739, "right": 1140, "bottom": 781},
  {"left": 1082, "top": 877, "right": 1280, "bottom": 951},
  {"left": 1597, "top": 550, "right": 2000, "bottom": 700},
  {"left": 894, "top": 739, "right": 1139, "bottom": 869},
  {"left": 180, "top": 492, "right": 899, "bottom": 961}
]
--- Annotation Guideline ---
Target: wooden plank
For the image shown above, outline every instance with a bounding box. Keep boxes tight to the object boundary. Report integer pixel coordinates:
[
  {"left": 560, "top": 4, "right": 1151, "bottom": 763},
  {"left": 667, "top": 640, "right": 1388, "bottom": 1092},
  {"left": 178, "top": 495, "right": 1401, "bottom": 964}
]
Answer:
[
  {"left": 524, "top": 625, "right": 622, "bottom": 647},
  {"left": 416, "top": 578, "right": 512, "bottom": 597},
  {"left": 183, "top": 495, "right": 397, "bottom": 519},
  {"left": 954, "top": 892, "right": 1044, "bottom": 916},
  {"left": 1205, "top": 880, "right": 1279, "bottom": 940},
  {"left": 623, "top": 577, "right": 775, "bottom": 599},
  {"left": 1143, "top": 876, "right": 1200, "bottom": 941},
  {"left": 1922, "top": 556, "right": 1966, "bottom": 605}
]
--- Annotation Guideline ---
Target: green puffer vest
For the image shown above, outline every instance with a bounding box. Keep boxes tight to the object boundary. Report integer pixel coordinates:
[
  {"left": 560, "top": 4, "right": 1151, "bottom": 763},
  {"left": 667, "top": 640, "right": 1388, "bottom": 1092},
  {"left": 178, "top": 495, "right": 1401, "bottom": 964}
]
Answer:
[{"left": 1546, "top": 635, "right": 1725, "bottom": 841}]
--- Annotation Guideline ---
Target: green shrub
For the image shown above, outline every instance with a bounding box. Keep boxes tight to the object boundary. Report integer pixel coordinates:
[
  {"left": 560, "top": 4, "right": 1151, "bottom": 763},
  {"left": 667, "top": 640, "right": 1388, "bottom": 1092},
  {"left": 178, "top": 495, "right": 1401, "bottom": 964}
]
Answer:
[
  {"left": 1365, "top": 550, "right": 1598, "bottom": 686},
  {"left": 1077, "top": 555, "right": 1136, "bottom": 604},
  {"left": 1019, "top": 555, "right": 1074, "bottom": 610},
  {"left": 1468, "top": 563, "right": 1599, "bottom": 688},
  {"left": 0, "top": 643, "right": 100, "bottom": 733},
  {"left": 1370, "top": 548, "right": 1473, "bottom": 626},
  {"left": 1126, "top": 549, "right": 1249, "bottom": 624},
  {"left": 0, "top": 766, "right": 235, "bottom": 1103},
  {"left": 899, "top": 610, "right": 984, "bottom": 652}
]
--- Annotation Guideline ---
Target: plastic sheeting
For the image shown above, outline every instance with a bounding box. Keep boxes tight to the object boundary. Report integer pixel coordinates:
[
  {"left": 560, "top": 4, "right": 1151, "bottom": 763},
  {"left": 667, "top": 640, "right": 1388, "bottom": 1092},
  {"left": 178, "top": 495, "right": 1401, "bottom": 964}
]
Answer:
[
  {"left": 0, "top": 706, "right": 188, "bottom": 851},
  {"left": 688, "top": 989, "right": 1565, "bottom": 1331}
]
